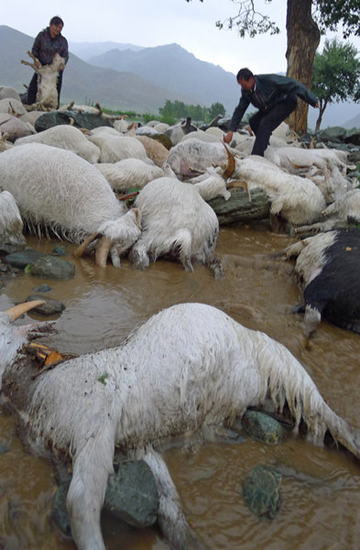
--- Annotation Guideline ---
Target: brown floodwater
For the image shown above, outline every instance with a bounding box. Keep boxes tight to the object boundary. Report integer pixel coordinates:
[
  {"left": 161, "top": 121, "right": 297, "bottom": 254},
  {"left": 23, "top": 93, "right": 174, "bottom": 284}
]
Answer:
[{"left": 1, "top": 226, "right": 360, "bottom": 550}]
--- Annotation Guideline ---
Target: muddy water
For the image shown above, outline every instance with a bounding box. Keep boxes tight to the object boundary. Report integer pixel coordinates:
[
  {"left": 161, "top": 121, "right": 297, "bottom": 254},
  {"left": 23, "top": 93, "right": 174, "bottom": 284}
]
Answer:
[{"left": 1, "top": 226, "right": 360, "bottom": 550}]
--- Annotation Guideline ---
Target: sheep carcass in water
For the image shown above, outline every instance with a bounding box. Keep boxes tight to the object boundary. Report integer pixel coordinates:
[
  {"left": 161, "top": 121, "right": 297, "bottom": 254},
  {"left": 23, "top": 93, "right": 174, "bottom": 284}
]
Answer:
[
  {"left": 129, "top": 176, "right": 223, "bottom": 278},
  {"left": 280, "top": 227, "right": 360, "bottom": 338},
  {"left": 0, "top": 143, "right": 141, "bottom": 267},
  {"left": 2, "top": 301, "right": 360, "bottom": 550},
  {"left": 21, "top": 51, "right": 65, "bottom": 111}
]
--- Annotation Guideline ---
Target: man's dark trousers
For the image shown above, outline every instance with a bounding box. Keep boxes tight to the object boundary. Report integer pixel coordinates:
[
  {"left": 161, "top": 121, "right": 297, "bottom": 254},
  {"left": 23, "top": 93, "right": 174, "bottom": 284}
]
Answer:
[{"left": 249, "top": 93, "right": 298, "bottom": 156}]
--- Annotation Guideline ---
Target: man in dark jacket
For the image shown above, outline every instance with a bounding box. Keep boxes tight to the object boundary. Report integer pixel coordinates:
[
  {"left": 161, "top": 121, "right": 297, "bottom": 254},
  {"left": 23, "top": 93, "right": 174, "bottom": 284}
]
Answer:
[
  {"left": 224, "top": 68, "right": 319, "bottom": 156},
  {"left": 24, "top": 16, "right": 69, "bottom": 108}
]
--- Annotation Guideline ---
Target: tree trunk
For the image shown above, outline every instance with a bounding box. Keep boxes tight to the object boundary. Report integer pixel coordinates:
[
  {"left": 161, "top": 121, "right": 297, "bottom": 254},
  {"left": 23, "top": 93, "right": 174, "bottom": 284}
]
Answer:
[
  {"left": 315, "top": 98, "right": 328, "bottom": 132},
  {"left": 209, "top": 188, "right": 270, "bottom": 226},
  {"left": 286, "top": 0, "right": 320, "bottom": 134}
]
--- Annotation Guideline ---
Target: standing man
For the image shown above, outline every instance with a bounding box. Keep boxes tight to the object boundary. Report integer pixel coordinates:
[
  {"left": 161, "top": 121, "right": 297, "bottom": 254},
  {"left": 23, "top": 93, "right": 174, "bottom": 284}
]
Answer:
[
  {"left": 224, "top": 68, "right": 319, "bottom": 156},
  {"left": 25, "top": 16, "right": 69, "bottom": 108}
]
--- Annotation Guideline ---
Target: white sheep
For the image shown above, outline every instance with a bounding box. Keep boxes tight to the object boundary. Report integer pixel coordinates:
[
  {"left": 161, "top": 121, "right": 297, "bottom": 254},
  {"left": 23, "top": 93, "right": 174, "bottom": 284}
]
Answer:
[
  {"left": 15, "top": 125, "right": 101, "bottom": 164},
  {"left": 0, "top": 112, "right": 35, "bottom": 142},
  {"left": 165, "top": 117, "right": 198, "bottom": 146},
  {"left": 0, "top": 190, "right": 26, "bottom": 247},
  {"left": 112, "top": 115, "right": 130, "bottom": 133},
  {"left": 129, "top": 176, "right": 222, "bottom": 277},
  {"left": 322, "top": 188, "right": 360, "bottom": 224},
  {"left": 186, "top": 165, "right": 231, "bottom": 201},
  {"left": 180, "top": 129, "right": 221, "bottom": 143},
  {"left": 95, "top": 158, "right": 164, "bottom": 193},
  {"left": 0, "top": 97, "right": 27, "bottom": 116},
  {"left": 230, "top": 154, "right": 326, "bottom": 226},
  {"left": 88, "top": 130, "right": 150, "bottom": 164},
  {"left": 295, "top": 188, "right": 360, "bottom": 234},
  {"left": 0, "top": 86, "right": 21, "bottom": 101},
  {"left": 265, "top": 146, "right": 357, "bottom": 204},
  {"left": 0, "top": 143, "right": 141, "bottom": 267},
  {"left": 265, "top": 145, "right": 355, "bottom": 174},
  {"left": 21, "top": 51, "right": 65, "bottom": 111},
  {"left": 2, "top": 300, "right": 360, "bottom": 550},
  {"left": 0, "top": 133, "right": 14, "bottom": 151},
  {"left": 166, "top": 137, "right": 239, "bottom": 178}
]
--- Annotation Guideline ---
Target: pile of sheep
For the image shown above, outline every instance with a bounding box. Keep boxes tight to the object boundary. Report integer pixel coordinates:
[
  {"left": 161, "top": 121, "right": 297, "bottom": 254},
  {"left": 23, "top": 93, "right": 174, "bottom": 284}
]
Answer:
[{"left": 1, "top": 70, "right": 360, "bottom": 550}]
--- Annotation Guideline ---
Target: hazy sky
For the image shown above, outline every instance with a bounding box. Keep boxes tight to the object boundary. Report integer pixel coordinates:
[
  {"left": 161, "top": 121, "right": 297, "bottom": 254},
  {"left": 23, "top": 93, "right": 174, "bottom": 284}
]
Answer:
[
  {"left": 3, "top": 1, "right": 360, "bottom": 77},
  {"left": 3, "top": 1, "right": 287, "bottom": 75}
]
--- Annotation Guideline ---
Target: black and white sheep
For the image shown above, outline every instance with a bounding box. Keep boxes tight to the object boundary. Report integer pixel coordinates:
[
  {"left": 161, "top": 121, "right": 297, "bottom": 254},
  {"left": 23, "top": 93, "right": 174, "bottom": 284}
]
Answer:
[{"left": 281, "top": 227, "right": 360, "bottom": 338}]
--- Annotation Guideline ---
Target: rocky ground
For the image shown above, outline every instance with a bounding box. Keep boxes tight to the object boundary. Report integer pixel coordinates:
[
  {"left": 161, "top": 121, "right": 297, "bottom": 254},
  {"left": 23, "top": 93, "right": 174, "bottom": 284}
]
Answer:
[{"left": 0, "top": 259, "right": 20, "bottom": 291}]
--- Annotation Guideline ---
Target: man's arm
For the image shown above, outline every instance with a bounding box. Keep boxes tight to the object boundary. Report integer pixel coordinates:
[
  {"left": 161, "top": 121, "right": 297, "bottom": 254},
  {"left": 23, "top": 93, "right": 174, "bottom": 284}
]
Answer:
[{"left": 224, "top": 95, "right": 250, "bottom": 143}]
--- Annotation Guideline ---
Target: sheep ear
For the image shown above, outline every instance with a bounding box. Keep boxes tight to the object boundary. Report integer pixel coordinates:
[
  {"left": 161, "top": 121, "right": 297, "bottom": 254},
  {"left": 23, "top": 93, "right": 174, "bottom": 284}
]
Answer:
[{"left": 5, "top": 300, "right": 45, "bottom": 321}]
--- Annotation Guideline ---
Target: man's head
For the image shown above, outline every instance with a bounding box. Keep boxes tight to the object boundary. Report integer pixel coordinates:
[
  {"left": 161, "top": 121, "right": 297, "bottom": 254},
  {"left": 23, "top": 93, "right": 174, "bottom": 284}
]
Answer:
[
  {"left": 236, "top": 68, "right": 255, "bottom": 92},
  {"left": 49, "top": 16, "right": 64, "bottom": 37}
]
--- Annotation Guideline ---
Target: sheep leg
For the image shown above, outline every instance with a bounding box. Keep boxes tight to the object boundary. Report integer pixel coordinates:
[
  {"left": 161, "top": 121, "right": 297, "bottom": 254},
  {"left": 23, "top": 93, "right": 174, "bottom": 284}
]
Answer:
[
  {"left": 143, "top": 448, "right": 205, "bottom": 550},
  {"left": 110, "top": 245, "right": 121, "bottom": 268},
  {"left": 128, "top": 243, "right": 150, "bottom": 269},
  {"left": 66, "top": 425, "right": 116, "bottom": 550},
  {"left": 207, "top": 256, "right": 224, "bottom": 280},
  {"left": 20, "top": 59, "right": 38, "bottom": 72},
  {"left": 172, "top": 229, "right": 193, "bottom": 271}
]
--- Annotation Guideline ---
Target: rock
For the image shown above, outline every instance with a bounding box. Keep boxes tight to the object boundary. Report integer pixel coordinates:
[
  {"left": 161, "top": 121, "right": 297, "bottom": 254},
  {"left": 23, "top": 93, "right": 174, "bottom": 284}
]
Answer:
[
  {"left": 26, "top": 256, "right": 75, "bottom": 280},
  {"left": 345, "top": 128, "right": 360, "bottom": 147},
  {"left": 51, "top": 482, "right": 72, "bottom": 539},
  {"left": 3, "top": 249, "right": 45, "bottom": 269},
  {"left": 243, "top": 465, "right": 282, "bottom": 519},
  {"left": 26, "top": 294, "right": 65, "bottom": 316},
  {"left": 52, "top": 245, "right": 66, "bottom": 256},
  {"left": 348, "top": 150, "right": 360, "bottom": 164},
  {"left": 51, "top": 460, "right": 159, "bottom": 539},
  {"left": 209, "top": 188, "right": 270, "bottom": 226},
  {"left": 318, "top": 126, "right": 347, "bottom": 143},
  {"left": 32, "top": 284, "right": 52, "bottom": 293},
  {"left": 0, "top": 440, "right": 11, "bottom": 454},
  {"left": 240, "top": 410, "right": 286, "bottom": 445},
  {"left": 0, "top": 260, "right": 20, "bottom": 289},
  {"left": 105, "top": 460, "right": 159, "bottom": 527},
  {"left": 0, "top": 242, "right": 24, "bottom": 256}
]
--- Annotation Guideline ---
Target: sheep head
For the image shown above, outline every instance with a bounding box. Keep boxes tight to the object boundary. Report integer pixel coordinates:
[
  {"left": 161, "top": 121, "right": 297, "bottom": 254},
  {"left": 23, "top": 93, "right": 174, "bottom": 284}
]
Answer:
[
  {"left": 1, "top": 300, "right": 56, "bottom": 383},
  {"left": 74, "top": 208, "right": 142, "bottom": 267}
]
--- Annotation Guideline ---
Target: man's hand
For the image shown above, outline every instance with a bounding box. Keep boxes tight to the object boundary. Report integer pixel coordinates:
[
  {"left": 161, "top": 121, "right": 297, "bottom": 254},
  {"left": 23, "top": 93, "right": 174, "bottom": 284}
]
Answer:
[{"left": 223, "top": 131, "right": 233, "bottom": 144}]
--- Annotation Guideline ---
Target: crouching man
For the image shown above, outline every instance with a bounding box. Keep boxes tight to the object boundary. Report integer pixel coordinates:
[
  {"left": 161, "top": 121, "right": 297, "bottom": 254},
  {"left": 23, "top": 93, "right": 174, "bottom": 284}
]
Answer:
[{"left": 224, "top": 68, "right": 319, "bottom": 156}]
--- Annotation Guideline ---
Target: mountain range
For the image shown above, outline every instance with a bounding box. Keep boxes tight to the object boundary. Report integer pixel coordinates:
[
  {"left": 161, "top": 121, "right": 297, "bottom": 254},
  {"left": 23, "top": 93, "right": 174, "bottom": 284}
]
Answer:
[{"left": 1, "top": 24, "right": 359, "bottom": 129}]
